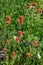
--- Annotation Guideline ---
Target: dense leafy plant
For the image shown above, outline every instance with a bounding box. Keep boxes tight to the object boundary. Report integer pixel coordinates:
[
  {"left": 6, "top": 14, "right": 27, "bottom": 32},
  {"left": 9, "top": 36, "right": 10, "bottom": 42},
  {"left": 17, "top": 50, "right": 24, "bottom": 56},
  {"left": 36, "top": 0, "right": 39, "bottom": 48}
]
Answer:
[{"left": 0, "top": 0, "right": 43, "bottom": 65}]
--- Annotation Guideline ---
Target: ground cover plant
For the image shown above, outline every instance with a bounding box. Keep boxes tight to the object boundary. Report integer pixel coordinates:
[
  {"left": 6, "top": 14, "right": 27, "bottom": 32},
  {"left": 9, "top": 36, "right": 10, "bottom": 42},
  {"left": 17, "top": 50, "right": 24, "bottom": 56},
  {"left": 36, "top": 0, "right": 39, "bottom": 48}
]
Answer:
[{"left": 0, "top": 0, "right": 43, "bottom": 65}]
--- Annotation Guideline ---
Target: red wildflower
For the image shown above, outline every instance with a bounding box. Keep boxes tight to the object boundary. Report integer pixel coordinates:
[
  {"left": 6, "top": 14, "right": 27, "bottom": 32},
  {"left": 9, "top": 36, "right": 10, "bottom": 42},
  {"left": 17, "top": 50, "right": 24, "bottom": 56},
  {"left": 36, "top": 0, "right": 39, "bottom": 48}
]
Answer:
[
  {"left": 20, "top": 15, "right": 24, "bottom": 23},
  {"left": 34, "top": 41, "right": 38, "bottom": 46},
  {"left": 26, "top": 4, "right": 30, "bottom": 9},
  {"left": 25, "top": 53, "right": 30, "bottom": 57},
  {"left": 16, "top": 37, "right": 20, "bottom": 42},
  {"left": 18, "top": 31, "right": 23, "bottom": 36},
  {"left": 2, "top": 48, "right": 7, "bottom": 52},
  {"left": 33, "top": 2, "right": 37, "bottom": 6},
  {"left": 7, "top": 16, "right": 11, "bottom": 21},
  {"left": 37, "top": 9, "right": 42, "bottom": 13},
  {"left": 5, "top": 39, "right": 10, "bottom": 44},
  {"left": 6, "top": 16, "right": 11, "bottom": 25},
  {"left": 12, "top": 52, "right": 16, "bottom": 56},
  {"left": 17, "top": 16, "right": 24, "bottom": 23}
]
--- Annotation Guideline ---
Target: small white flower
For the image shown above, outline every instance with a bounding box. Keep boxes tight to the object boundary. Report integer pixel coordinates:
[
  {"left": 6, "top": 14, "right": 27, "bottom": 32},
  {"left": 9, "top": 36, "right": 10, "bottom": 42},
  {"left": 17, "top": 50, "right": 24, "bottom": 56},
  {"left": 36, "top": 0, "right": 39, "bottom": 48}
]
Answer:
[
  {"left": 13, "top": 36, "right": 16, "bottom": 40},
  {"left": 37, "top": 53, "right": 41, "bottom": 59},
  {"left": 30, "top": 5, "right": 32, "bottom": 9}
]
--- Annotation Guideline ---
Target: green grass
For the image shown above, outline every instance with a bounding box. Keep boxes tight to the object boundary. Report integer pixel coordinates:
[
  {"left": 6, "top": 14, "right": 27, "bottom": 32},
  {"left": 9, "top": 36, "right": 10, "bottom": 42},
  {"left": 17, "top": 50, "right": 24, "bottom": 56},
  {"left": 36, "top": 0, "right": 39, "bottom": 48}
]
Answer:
[{"left": 0, "top": 0, "right": 43, "bottom": 65}]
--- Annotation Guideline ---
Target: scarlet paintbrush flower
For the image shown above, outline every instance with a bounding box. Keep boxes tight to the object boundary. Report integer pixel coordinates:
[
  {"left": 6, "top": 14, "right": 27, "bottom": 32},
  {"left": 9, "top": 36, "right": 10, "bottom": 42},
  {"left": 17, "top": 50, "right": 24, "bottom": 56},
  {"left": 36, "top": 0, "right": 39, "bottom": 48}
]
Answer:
[
  {"left": 5, "top": 39, "right": 10, "bottom": 44},
  {"left": 20, "top": 15, "right": 24, "bottom": 23},
  {"left": 2, "top": 48, "right": 7, "bottom": 52},
  {"left": 33, "top": 2, "right": 37, "bottom": 6},
  {"left": 34, "top": 41, "right": 38, "bottom": 46},
  {"left": 6, "top": 16, "right": 11, "bottom": 25},
  {"left": 25, "top": 53, "right": 30, "bottom": 57},
  {"left": 26, "top": 4, "right": 30, "bottom": 9},
  {"left": 37, "top": 9, "right": 42, "bottom": 13},
  {"left": 16, "top": 37, "right": 20, "bottom": 42},
  {"left": 17, "top": 16, "right": 24, "bottom": 23},
  {"left": 13, "top": 36, "right": 20, "bottom": 42},
  {"left": 18, "top": 31, "right": 23, "bottom": 36},
  {"left": 7, "top": 16, "right": 11, "bottom": 21},
  {"left": 12, "top": 52, "right": 16, "bottom": 56}
]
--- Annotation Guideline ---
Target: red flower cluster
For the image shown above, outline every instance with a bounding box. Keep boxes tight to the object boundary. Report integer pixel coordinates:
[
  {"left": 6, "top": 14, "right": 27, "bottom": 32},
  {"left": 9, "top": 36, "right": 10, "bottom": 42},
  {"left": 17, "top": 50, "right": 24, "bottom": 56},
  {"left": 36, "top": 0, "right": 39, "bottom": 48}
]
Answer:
[
  {"left": 14, "top": 36, "right": 20, "bottom": 42},
  {"left": 2, "top": 48, "right": 7, "bottom": 52},
  {"left": 17, "top": 15, "right": 24, "bottom": 23},
  {"left": 18, "top": 31, "right": 23, "bottom": 36},
  {"left": 26, "top": 2, "right": 42, "bottom": 14},
  {"left": 16, "top": 37, "right": 20, "bottom": 42},
  {"left": 26, "top": 4, "right": 30, "bottom": 9},
  {"left": 7, "top": 16, "right": 11, "bottom": 21},
  {"left": 5, "top": 39, "right": 10, "bottom": 44},
  {"left": 25, "top": 53, "right": 30, "bottom": 57},
  {"left": 4, "top": 2, "right": 42, "bottom": 61},
  {"left": 32, "top": 2, "right": 37, "bottom": 6},
  {"left": 37, "top": 9, "right": 42, "bottom": 13},
  {"left": 6, "top": 16, "right": 11, "bottom": 25},
  {"left": 12, "top": 52, "right": 16, "bottom": 57},
  {"left": 34, "top": 41, "right": 38, "bottom": 46},
  {"left": 13, "top": 30, "right": 23, "bottom": 42}
]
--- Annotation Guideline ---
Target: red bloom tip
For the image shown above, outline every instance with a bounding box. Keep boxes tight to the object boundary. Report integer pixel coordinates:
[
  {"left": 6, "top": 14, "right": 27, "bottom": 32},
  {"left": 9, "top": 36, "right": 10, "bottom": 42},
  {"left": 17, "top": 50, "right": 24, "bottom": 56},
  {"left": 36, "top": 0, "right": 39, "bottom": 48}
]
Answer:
[
  {"left": 17, "top": 16, "right": 24, "bottom": 23},
  {"left": 33, "top": 2, "right": 37, "bottom": 6},
  {"left": 20, "top": 15, "right": 24, "bottom": 23},
  {"left": 16, "top": 37, "right": 20, "bottom": 42},
  {"left": 26, "top": 4, "right": 30, "bottom": 9},
  {"left": 7, "top": 16, "right": 11, "bottom": 21},
  {"left": 2, "top": 48, "right": 7, "bottom": 52},
  {"left": 6, "top": 16, "right": 11, "bottom": 25},
  {"left": 37, "top": 9, "right": 42, "bottom": 13},
  {"left": 34, "top": 41, "right": 38, "bottom": 46},
  {"left": 12, "top": 52, "right": 16, "bottom": 56},
  {"left": 18, "top": 31, "right": 23, "bottom": 36},
  {"left": 25, "top": 53, "right": 30, "bottom": 57},
  {"left": 5, "top": 39, "right": 10, "bottom": 44}
]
